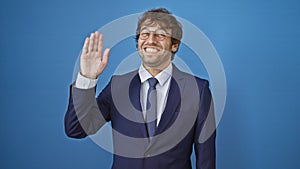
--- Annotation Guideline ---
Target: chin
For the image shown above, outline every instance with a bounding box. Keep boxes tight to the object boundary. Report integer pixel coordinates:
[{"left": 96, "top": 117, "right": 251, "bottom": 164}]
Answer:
[
  {"left": 141, "top": 53, "right": 158, "bottom": 61},
  {"left": 143, "top": 59, "right": 159, "bottom": 66}
]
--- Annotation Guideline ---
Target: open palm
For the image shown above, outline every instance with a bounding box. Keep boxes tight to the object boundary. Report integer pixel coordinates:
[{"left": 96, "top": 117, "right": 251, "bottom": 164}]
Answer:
[{"left": 80, "top": 32, "right": 110, "bottom": 79}]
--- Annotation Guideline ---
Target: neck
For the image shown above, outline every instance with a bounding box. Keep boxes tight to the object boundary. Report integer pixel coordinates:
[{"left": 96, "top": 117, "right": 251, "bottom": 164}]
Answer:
[{"left": 143, "top": 62, "right": 171, "bottom": 77}]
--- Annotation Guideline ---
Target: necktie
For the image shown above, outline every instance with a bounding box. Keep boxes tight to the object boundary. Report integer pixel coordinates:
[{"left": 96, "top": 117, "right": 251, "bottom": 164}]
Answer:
[{"left": 146, "top": 77, "right": 158, "bottom": 140}]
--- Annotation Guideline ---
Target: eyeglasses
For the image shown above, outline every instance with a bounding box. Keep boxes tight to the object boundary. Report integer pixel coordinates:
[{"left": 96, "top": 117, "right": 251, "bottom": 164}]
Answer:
[{"left": 139, "top": 29, "right": 171, "bottom": 41}]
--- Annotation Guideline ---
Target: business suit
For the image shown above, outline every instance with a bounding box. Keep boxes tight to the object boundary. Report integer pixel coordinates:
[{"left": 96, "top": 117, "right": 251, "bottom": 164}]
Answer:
[{"left": 65, "top": 65, "right": 216, "bottom": 169}]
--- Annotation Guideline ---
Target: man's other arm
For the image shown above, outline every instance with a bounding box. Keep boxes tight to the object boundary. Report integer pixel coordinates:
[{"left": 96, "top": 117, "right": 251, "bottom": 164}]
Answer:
[{"left": 194, "top": 80, "right": 216, "bottom": 169}]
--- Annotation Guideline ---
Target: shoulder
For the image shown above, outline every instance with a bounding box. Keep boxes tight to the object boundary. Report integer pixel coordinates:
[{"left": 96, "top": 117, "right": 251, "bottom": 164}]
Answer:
[
  {"left": 111, "top": 70, "right": 139, "bottom": 81},
  {"left": 109, "top": 70, "right": 140, "bottom": 91},
  {"left": 173, "top": 64, "right": 209, "bottom": 88}
]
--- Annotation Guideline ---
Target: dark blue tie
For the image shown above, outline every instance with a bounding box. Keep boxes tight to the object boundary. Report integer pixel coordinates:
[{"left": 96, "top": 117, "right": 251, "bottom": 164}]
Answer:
[{"left": 146, "top": 78, "right": 158, "bottom": 140}]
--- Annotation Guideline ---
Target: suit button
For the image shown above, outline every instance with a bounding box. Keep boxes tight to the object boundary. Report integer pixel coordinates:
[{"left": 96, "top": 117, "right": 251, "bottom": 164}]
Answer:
[{"left": 145, "top": 153, "right": 151, "bottom": 157}]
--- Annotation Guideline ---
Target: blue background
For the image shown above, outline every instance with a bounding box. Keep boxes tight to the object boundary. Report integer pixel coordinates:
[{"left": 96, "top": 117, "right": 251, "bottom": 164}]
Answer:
[{"left": 1, "top": 0, "right": 299, "bottom": 168}]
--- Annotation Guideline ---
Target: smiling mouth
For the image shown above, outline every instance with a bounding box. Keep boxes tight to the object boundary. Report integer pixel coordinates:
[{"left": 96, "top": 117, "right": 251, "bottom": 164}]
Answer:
[{"left": 144, "top": 47, "right": 160, "bottom": 53}]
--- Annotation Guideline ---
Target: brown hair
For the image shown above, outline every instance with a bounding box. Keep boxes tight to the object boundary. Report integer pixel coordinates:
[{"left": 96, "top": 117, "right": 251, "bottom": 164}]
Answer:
[{"left": 135, "top": 8, "right": 183, "bottom": 54}]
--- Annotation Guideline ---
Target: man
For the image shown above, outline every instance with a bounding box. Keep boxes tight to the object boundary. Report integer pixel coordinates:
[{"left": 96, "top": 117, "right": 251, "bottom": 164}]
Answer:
[{"left": 65, "top": 8, "right": 216, "bottom": 169}]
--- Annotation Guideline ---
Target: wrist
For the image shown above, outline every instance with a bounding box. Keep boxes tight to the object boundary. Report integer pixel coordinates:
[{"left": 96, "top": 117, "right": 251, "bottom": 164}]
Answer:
[
  {"left": 80, "top": 72, "right": 98, "bottom": 80},
  {"left": 76, "top": 72, "right": 98, "bottom": 89}
]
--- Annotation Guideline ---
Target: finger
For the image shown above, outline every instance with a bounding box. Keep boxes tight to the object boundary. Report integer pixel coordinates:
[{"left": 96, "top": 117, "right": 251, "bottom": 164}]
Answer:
[
  {"left": 97, "top": 34, "right": 103, "bottom": 55},
  {"left": 88, "top": 33, "right": 94, "bottom": 52},
  {"left": 82, "top": 38, "right": 89, "bottom": 54},
  {"left": 94, "top": 32, "right": 99, "bottom": 52},
  {"left": 102, "top": 48, "right": 110, "bottom": 65}
]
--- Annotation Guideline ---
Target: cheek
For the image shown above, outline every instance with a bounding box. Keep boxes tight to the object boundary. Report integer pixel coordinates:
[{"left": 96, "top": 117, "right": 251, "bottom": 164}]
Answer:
[
  {"left": 137, "top": 41, "right": 143, "bottom": 50},
  {"left": 162, "top": 43, "right": 173, "bottom": 51},
  {"left": 161, "top": 40, "right": 173, "bottom": 50}
]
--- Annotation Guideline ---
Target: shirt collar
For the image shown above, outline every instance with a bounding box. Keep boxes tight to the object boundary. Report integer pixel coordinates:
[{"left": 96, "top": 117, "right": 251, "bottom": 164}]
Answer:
[{"left": 138, "top": 63, "right": 173, "bottom": 86}]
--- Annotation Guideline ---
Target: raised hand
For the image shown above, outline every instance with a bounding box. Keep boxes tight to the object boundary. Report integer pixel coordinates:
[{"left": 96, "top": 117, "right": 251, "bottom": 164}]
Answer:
[{"left": 80, "top": 32, "right": 110, "bottom": 79}]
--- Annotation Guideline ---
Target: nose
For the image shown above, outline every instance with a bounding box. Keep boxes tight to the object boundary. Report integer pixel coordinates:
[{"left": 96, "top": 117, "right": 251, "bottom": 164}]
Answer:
[{"left": 147, "top": 33, "right": 157, "bottom": 43}]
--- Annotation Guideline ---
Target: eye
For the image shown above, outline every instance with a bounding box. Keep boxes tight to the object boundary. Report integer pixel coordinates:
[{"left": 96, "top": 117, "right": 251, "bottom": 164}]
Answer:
[
  {"left": 156, "top": 33, "right": 167, "bottom": 39},
  {"left": 155, "top": 30, "right": 168, "bottom": 40},
  {"left": 141, "top": 32, "right": 150, "bottom": 37},
  {"left": 139, "top": 30, "right": 150, "bottom": 39}
]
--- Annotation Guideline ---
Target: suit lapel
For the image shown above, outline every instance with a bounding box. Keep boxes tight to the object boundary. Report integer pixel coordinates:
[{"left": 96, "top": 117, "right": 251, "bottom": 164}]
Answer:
[
  {"left": 155, "top": 65, "right": 186, "bottom": 135},
  {"left": 129, "top": 74, "right": 148, "bottom": 138}
]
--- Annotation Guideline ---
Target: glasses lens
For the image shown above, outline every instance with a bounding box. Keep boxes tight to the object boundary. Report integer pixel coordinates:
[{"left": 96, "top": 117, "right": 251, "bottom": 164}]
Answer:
[
  {"left": 139, "top": 30, "right": 150, "bottom": 40},
  {"left": 139, "top": 29, "right": 170, "bottom": 41}
]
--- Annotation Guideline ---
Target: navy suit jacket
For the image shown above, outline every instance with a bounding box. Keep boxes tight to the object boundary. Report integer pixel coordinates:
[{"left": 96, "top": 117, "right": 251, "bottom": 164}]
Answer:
[{"left": 65, "top": 65, "right": 216, "bottom": 169}]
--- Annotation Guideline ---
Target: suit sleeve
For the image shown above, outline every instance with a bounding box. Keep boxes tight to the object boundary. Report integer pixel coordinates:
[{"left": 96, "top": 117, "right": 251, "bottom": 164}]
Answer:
[
  {"left": 194, "top": 80, "right": 216, "bottom": 169},
  {"left": 64, "top": 80, "right": 112, "bottom": 138}
]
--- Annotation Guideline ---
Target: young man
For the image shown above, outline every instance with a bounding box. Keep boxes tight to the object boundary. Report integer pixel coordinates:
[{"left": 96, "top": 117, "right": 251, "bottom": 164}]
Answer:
[{"left": 65, "top": 8, "right": 216, "bottom": 169}]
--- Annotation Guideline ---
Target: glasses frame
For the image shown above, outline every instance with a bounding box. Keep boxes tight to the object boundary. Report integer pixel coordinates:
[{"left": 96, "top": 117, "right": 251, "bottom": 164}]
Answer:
[{"left": 138, "top": 28, "right": 172, "bottom": 41}]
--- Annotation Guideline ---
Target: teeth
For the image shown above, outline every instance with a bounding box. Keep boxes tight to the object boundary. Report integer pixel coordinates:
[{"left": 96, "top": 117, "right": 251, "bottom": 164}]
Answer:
[{"left": 145, "top": 48, "right": 159, "bottom": 53}]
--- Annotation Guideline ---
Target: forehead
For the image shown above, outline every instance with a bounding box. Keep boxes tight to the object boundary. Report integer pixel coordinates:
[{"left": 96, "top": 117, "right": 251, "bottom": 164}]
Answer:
[
  {"left": 140, "top": 19, "right": 169, "bottom": 30},
  {"left": 140, "top": 19, "right": 172, "bottom": 33}
]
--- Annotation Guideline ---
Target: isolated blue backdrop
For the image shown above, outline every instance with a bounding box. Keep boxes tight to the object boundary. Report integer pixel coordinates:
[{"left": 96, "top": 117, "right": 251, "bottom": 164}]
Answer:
[{"left": 1, "top": 0, "right": 299, "bottom": 169}]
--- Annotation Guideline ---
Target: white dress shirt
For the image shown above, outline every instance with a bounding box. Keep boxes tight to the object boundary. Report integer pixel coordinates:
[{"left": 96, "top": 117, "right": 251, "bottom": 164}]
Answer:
[
  {"left": 75, "top": 64, "right": 173, "bottom": 126},
  {"left": 138, "top": 64, "right": 172, "bottom": 126}
]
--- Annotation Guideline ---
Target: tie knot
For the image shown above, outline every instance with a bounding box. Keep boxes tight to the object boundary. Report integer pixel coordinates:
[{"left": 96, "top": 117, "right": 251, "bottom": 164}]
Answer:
[{"left": 148, "top": 78, "right": 158, "bottom": 88}]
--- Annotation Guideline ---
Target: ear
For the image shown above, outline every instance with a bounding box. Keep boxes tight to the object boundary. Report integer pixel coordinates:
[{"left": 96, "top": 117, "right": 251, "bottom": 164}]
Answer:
[{"left": 171, "top": 43, "right": 179, "bottom": 53}]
